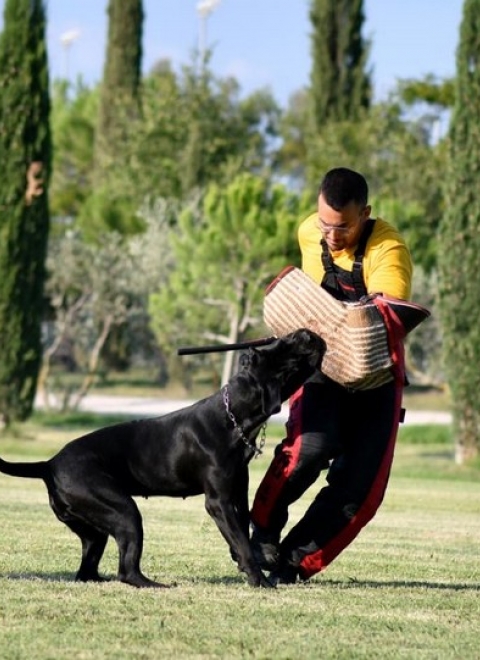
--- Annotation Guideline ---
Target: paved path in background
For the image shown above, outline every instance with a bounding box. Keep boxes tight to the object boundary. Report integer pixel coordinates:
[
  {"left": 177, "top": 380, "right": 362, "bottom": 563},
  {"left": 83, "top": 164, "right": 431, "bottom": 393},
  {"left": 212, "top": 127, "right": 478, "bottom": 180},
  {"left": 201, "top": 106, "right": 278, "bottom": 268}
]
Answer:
[{"left": 37, "top": 393, "right": 452, "bottom": 426}]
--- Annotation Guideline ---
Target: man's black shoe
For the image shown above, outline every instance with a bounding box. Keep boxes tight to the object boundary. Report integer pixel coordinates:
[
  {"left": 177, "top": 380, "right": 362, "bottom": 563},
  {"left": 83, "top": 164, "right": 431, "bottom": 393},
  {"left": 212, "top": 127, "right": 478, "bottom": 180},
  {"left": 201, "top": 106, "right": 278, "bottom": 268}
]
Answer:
[
  {"left": 251, "top": 527, "right": 280, "bottom": 570},
  {"left": 269, "top": 562, "right": 299, "bottom": 586}
]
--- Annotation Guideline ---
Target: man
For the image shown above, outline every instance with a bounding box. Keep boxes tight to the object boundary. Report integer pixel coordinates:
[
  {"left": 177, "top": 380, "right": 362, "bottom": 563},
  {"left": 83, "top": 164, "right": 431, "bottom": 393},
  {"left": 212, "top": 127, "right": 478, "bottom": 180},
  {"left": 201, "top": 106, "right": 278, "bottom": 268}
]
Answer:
[{"left": 250, "top": 167, "right": 413, "bottom": 584}]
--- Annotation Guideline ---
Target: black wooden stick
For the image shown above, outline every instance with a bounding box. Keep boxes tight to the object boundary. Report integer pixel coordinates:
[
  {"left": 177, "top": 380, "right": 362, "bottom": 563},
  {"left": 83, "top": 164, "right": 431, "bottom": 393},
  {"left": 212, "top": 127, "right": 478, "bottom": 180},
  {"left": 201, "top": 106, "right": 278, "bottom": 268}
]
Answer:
[{"left": 177, "top": 336, "right": 276, "bottom": 356}]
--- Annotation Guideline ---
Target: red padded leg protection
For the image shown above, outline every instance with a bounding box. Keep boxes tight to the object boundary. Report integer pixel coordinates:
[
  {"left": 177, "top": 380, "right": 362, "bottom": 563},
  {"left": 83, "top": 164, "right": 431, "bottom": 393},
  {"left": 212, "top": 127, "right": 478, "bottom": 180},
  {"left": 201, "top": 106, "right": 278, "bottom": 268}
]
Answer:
[
  {"left": 299, "top": 373, "right": 403, "bottom": 578},
  {"left": 251, "top": 388, "right": 304, "bottom": 529},
  {"left": 299, "top": 306, "right": 406, "bottom": 579}
]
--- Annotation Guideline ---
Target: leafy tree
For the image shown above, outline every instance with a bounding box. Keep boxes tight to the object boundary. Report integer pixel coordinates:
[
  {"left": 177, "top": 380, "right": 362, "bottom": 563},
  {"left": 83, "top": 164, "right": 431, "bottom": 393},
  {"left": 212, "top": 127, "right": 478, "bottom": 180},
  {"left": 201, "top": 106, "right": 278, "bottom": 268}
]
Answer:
[
  {"left": 175, "top": 57, "right": 279, "bottom": 194},
  {"left": 371, "top": 196, "right": 439, "bottom": 275},
  {"left": 438, "top": 0, "right": 480, "bottom": 463},
  {"left": 54, "top": 56, "right": 280, "bottom": 240},
  {"left": 405, "top": 268, "right": 443, "bottom": 387},
  {"left": 396, "top": 74, "right": 454, "bottom": 153},
  {"left": 274, "top": 89, "right": 310, "bottom": 187},
  {"left": 128, "top": 59, "right": 280, "bottom": 202},
  {"left": 40, "top": 230, "right": 144, "bottom": 410},
  {"left": 309, "top": 0, "right": 371, "bottom": 129},
  {"left": 148, "top": 174, "right": 303, "bottom": 386},
  {"left": 304, "top": 101, "right": 445, "bottom": 273},
  {"left": 49, "top": 80, "right": 98, "bottom": 226},
  {"left": 397, "top": 74, "right": 455, "bottom": 110},
  {"left": 0, "top": 0, "right": 51, "bottom": 424}
]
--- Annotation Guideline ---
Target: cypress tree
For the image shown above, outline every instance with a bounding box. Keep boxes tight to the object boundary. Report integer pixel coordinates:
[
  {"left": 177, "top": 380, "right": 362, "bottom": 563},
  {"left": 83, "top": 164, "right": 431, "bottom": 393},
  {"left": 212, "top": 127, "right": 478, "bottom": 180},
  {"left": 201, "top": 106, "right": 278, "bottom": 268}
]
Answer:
[
  {"left": 309, "top": 0, "right": 371, "bottom": 129},
  {"left": 81, "top": 0, "right": 144, "bottom": 237},
  {"left": 94, "top": 0, "right": 143, "bottom": 180},
  {"left": 438, "top": 0, "right": 480, "bottom": 463},
  {"left": 0, "top": 0, "right": 51, "bottom": 424}
]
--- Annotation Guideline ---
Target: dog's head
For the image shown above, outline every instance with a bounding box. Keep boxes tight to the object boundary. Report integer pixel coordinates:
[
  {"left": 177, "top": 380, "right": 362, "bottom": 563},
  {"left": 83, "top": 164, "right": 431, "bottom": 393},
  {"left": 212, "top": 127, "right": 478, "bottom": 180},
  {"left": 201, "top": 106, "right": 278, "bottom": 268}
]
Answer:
[{"left": 239, "top": 329, "right": 325, "bottom": 417}]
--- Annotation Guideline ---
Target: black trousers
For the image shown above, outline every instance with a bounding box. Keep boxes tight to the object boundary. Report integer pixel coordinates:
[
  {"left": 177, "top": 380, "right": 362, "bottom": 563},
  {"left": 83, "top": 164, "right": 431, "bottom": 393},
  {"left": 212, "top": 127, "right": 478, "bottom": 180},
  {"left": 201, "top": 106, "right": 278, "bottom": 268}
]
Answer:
[{"left": 251, "top": 370, "right": 403, "bottom": 579}]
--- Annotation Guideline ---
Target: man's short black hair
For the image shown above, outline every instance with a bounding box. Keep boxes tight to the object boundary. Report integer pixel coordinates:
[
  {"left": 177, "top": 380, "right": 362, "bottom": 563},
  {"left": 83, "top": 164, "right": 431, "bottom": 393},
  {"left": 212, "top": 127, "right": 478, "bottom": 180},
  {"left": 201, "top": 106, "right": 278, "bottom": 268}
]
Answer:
[{"left": 318, "top": 167, "right": 368, "bottom": 210}]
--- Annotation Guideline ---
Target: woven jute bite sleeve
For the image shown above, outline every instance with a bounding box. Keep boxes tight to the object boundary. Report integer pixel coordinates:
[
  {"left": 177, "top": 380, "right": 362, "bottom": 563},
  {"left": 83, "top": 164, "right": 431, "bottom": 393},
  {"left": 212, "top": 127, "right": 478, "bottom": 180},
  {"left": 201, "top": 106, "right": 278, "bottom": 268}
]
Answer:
[{"left": 263, "top": 266, "right": 430, "bottom": 390}]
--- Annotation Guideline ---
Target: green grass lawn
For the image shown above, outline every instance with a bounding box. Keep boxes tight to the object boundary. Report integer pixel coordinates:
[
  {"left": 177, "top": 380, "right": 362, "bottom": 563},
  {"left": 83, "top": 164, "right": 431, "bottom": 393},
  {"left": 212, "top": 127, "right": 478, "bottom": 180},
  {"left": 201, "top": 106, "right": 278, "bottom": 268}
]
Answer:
[{"left": 0, "top": 417, "right": 478, "bottom": 660}]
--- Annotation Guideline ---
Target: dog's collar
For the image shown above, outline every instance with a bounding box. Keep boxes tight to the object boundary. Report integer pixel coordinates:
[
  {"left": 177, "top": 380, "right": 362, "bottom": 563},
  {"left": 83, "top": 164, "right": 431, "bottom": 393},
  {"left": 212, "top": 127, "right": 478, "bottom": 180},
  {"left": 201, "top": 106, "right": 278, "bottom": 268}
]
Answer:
[{"left": 222, "top": 385, "right": 265, "bottom": 458}]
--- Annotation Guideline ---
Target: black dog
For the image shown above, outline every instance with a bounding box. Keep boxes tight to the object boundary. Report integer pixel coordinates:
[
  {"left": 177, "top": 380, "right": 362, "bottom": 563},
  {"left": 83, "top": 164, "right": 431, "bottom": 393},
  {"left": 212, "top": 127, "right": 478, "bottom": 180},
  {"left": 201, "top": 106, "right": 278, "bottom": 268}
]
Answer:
[{"left": 0, "top": 329, "right": 324, "bottom": 588}]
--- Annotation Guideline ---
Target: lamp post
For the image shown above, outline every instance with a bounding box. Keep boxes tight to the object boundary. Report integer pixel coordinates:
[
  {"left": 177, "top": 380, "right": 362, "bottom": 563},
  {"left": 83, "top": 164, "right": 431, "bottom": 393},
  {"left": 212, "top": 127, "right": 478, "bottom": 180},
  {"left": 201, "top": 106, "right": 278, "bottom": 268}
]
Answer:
[
  {"left": 60, "top": 29, "right": 80, "bottom": 80},
  {"left": 196, "top": 0, "right": 221, "bottom": 59}
]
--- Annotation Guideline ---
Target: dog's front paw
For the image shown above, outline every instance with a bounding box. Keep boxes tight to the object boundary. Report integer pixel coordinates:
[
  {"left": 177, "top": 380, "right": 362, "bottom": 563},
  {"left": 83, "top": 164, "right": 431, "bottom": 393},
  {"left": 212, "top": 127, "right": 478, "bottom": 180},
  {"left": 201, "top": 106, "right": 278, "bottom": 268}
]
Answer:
[{"left": 247, "top": 570, "right": 276, "bottom": 588}]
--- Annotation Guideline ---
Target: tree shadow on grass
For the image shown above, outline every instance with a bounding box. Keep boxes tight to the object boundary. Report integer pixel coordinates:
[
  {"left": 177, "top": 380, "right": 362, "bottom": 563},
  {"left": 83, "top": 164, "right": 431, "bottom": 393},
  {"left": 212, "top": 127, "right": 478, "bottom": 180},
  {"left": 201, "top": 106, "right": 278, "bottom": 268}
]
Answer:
[
  {"left": 3, "top": 572, "right": 478, "bottom": 592},
  {"left": 2, "top": 571, "right": 77, "bottom": 583},
  {"left": 201, "top": 574, "right": 480, "bottom": 591},
  {"left": 1, "top": 571, "right": 180, "bottom": 588},
  {"left": 193, "top": 575, "right": 246, "bottom": 586},
  {"left": 2, "top": 571, "right": 250, "bottom": 588},
  {"left": 312, "top": 578, "right": 480, "bottom": 592}
]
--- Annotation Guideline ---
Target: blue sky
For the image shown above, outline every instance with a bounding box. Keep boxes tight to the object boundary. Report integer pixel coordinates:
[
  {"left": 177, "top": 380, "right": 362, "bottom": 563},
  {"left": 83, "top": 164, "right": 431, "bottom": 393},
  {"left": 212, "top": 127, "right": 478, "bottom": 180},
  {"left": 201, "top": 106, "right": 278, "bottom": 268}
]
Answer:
[{"left": 1, "top": 0, "right": 465, "bottom": 106}]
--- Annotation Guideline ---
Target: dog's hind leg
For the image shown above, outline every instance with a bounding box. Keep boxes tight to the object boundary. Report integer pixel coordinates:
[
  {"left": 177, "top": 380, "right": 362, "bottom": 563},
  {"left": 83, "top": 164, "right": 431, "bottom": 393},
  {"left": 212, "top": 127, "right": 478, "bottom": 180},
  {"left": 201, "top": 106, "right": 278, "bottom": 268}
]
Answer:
[
  {"left": 66, "top": 523, "right": 109, "bottom": 583},
  {"left": 109, "top": 494, "right": 169, "bottom": 588},
  {"left": 52, "top": 479, "right": 168, "bottom": 588},
  {"left": 48, "top": 489, "right": 109, "bottom": 583}
]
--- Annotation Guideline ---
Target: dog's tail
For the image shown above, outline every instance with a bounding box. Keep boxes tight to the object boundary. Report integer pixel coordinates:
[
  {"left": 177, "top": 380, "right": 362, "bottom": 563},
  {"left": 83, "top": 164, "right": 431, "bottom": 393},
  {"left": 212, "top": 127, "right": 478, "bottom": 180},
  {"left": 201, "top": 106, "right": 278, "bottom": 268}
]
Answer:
[{"left": 0, "top": 457, "right": 48, "bottom": 480}]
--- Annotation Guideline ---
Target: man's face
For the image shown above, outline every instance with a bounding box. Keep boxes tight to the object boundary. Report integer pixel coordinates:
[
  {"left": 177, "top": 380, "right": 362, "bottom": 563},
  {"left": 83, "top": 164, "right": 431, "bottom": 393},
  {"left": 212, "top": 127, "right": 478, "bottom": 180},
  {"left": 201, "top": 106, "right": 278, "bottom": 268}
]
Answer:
[{"left": 317, "top": 193, "right": 371, "bottom": 252}]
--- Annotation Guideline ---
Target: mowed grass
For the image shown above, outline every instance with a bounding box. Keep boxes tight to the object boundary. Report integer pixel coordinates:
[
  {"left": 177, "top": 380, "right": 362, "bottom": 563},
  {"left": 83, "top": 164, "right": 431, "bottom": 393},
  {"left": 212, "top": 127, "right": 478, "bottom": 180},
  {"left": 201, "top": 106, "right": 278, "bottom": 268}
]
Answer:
[{"left": 0, "top": 417, "right": 479, "bottom": 660}]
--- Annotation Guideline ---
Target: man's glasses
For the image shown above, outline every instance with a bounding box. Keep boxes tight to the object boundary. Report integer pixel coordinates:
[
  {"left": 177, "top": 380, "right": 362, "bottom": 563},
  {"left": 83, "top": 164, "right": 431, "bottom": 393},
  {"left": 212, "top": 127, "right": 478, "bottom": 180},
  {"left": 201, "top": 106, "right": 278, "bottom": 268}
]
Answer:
[{"left": 318, "top": 220, "right": 355, "bottom": 235}]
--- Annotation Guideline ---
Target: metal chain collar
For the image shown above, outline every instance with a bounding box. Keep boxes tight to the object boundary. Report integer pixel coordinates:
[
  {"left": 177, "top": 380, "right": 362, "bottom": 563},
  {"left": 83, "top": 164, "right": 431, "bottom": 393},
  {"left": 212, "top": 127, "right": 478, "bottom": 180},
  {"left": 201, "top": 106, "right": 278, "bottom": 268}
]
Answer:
[{"left": 222, "top": 385, "right": 266, "bottom": 458}]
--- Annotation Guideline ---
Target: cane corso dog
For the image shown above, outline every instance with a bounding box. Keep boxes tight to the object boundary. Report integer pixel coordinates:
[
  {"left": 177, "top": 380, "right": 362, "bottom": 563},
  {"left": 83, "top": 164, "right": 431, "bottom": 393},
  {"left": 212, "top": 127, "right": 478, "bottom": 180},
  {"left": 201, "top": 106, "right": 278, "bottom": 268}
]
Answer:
[{"left": 0, "top": 329, "right": 324, "bottom": 588}]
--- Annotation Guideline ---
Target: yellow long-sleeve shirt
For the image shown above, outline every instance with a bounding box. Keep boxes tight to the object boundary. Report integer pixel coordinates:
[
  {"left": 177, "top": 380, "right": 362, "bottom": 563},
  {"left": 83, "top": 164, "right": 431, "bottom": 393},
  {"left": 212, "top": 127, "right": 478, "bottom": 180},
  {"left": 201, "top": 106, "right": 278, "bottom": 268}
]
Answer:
[{"left": 298, "top": 213, "right": 413, "bottom": 300}]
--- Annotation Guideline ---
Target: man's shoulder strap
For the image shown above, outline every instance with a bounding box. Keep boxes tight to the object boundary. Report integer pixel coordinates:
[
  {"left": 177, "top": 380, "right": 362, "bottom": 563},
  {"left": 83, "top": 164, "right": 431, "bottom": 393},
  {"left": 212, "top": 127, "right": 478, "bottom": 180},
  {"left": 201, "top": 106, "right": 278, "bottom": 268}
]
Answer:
[{"left": 352, "top": 218, "right": 376, "bottom": 297}]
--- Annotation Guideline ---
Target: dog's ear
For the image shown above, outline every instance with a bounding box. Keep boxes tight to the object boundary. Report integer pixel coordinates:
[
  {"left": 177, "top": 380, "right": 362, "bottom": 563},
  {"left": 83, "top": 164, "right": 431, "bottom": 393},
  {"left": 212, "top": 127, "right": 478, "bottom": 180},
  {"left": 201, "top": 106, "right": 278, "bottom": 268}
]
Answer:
[{"left": 260, "top": 379, "right": 282, "bottom": 417}]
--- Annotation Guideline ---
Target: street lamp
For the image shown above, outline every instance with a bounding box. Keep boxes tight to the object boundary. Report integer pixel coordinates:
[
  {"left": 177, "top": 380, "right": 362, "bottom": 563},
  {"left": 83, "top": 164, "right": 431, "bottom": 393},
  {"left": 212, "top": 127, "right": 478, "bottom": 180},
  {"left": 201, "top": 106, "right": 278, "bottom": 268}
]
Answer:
[
  {"left": 60, "top": 29, "right": 81, "bottom": 80},
  {"left": 196, "top": 0, "right": 221, "bottom": 59}
]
